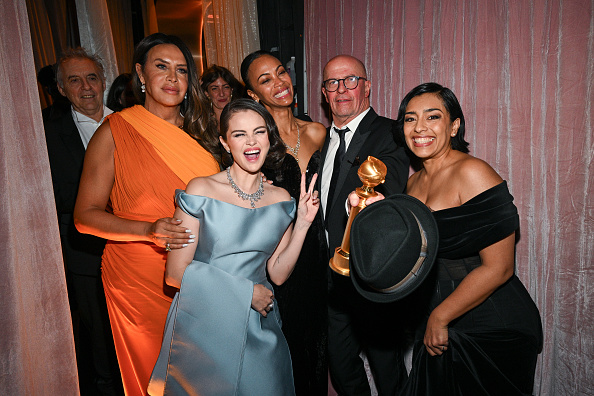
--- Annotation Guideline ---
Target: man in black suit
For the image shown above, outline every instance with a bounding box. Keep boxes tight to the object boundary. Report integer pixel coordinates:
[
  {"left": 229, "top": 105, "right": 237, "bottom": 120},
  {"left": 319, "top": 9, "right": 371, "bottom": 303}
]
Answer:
[
  {"left": 320, "top": 55, "right": 410, "bottom": 395},
  {"left": 44, "top": 48, "right": 120, "bottom": 395}
]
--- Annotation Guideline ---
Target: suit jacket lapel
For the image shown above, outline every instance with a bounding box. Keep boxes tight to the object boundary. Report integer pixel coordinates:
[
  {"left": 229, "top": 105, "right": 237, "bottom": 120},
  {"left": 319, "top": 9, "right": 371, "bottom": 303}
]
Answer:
[
  {"left": 329, "top": 108, "right": 378, "bottom": 210},
  {"left": 318, "top": 127, "right": 332, "bottom": 222},
  {"left": 60, "top": 112, "right": 86, "bottom": 167}
]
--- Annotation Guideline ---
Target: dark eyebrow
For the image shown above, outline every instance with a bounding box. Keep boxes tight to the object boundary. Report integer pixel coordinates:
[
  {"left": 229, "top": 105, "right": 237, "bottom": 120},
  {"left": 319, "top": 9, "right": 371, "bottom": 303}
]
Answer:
[
  {"left": 257, "top": 71, "right": 270, "bottom": 81},
  {"left": 154, "top": 58, "right": 187, "bottom": 67},
  {"left": 405, "top": 108, "right": 443, "bottom": 115},
  {"left": 257, "top": 64, "right": 283, "bottom": 81}
]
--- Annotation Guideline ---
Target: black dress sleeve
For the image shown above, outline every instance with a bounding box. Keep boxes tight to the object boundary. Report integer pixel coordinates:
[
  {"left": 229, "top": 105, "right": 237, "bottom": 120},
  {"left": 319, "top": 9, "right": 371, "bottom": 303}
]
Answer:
[{"left": 432, "top": 181, "right": 519, "bottom": 259}]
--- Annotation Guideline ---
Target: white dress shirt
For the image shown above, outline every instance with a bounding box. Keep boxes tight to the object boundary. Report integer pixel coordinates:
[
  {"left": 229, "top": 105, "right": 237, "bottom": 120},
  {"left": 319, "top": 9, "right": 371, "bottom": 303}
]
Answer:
[
  {"left": 72, "top": 106, "right": 113, "bottom": 149},
  {"left": 321, "top": 107, "right": 371, "bottom": 214},
  {"left": 321, "top": 108, "right": 371, "bottom": 243}
]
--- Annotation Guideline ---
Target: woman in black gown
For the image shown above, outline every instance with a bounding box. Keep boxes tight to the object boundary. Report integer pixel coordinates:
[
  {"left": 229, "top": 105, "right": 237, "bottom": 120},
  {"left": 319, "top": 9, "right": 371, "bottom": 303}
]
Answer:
[
  {"left": 241, "top": 51, "right": 328, "bottom": 395},
  {"left": 391, "top": 83, "right": 543, "bottom": 395}
]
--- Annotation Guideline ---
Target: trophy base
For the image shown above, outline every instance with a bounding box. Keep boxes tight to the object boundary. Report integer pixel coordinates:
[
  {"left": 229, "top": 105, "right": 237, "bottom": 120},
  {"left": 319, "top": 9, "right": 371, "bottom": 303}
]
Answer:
[{"left": 329, "top": 248, "right": 350, "bottom": 276}]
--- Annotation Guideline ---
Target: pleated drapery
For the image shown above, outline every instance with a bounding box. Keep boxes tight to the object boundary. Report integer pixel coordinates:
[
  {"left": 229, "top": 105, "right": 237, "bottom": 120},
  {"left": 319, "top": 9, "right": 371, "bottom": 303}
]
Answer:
[
  {"left": 305, "top": 1, "right": 593, "bottom": 395},
  {"left": 202, "top": 0, "right": 260, "bottom": 77},
  {"left": 0, "top": 1, "right": 78, "bottom": 394}
]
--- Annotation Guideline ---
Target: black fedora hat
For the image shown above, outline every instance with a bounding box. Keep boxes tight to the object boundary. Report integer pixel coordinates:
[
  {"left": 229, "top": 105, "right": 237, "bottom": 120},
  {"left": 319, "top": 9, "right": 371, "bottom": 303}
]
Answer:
[{"left": 350, "top": 194, "right": 439, "bottom": 303}]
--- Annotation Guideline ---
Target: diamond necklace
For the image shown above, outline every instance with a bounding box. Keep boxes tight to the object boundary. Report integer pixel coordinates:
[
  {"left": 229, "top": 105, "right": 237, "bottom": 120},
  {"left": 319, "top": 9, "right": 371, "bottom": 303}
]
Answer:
[
  {"left": 226, "top": 167, "right": 264, "bottom": 208},
  {"left": 283, "top": 121, "right": 300, "bottom": 163}
]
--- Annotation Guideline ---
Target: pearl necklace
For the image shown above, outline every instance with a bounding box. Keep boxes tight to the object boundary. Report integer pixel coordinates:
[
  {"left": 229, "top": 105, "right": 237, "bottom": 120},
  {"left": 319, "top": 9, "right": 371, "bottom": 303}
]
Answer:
[
  {"left": 283, "top": 122, "right": 300, "bottom": 163},
  {"left": 226, "top": 167, "right": 264, "bottom": 208}
]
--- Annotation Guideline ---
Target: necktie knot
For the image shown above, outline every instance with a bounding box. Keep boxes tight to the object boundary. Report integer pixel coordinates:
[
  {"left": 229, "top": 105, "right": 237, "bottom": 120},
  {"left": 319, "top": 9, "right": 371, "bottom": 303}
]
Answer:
[
  {"left": 334, "top": 127, "right": 349, "bottom": 137},
  {"left": 326, "top": 127, "right": 350, "bottom": 224}
]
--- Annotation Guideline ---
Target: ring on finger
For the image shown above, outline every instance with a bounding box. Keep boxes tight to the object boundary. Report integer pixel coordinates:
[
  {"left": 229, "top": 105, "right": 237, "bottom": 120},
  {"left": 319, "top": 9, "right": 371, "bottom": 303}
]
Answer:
[
  {"left": 165, "top": 243, "right": 171, "bottom": 252},
  {"left": 267, "top": 302, "right": 274, "bottom": 310}
]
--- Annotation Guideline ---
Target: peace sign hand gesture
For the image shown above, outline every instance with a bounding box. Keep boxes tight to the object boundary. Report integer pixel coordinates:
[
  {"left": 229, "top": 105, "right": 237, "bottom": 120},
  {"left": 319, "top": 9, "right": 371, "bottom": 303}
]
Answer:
[{"left": 295, "top": 172, "right": 319, "bottom": 229}]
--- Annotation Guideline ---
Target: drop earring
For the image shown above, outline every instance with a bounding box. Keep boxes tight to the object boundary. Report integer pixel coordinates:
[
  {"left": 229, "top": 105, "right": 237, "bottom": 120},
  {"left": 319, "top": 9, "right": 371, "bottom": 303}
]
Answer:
[{"left": 141, "top": 84, "right": 146, "bottom": 93}]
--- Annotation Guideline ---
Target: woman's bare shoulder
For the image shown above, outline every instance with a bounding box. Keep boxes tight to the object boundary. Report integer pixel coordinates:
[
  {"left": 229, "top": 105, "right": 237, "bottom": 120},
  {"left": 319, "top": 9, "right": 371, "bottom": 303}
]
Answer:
[
  {"left": 185, "top": 172, "right": 225, "bottom": 195},
  {"left": 455, "top": 156, "right": 503, "bottom": 201},
  {"left": 264, "top": 183, "right": 292, "bottom": 203},
  {"left": 85, "top": 119, "right": 115, "bottom": 156},
  {"left": 298, "top": 119, "right": 326, "bottom": 147}
]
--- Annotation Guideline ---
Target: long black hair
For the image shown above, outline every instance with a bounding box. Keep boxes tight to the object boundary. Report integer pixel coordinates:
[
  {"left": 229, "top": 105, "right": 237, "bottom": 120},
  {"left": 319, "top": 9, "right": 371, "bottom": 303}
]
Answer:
[{"left": 132, "top": 33, "right": 222, "bottom": 164}]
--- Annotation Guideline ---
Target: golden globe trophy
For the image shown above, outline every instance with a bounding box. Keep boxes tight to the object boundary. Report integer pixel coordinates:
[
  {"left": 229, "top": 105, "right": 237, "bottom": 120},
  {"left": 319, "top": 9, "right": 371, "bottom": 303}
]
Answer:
[{"left": 329, "top": 156, "right": 387, "bottom": 276}]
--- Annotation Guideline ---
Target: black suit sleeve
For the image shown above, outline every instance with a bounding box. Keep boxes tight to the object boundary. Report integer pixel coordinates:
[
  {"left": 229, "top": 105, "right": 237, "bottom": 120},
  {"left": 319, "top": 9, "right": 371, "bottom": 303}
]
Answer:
[{"left": 373, "top": 119, "right": 409, "bottom": 197}]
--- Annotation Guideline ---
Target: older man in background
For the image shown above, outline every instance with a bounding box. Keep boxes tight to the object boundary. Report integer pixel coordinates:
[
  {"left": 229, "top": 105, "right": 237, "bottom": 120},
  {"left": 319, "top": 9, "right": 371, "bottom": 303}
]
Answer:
[{"left": 44, "top": 48, "right": 121, "bottom": 395}]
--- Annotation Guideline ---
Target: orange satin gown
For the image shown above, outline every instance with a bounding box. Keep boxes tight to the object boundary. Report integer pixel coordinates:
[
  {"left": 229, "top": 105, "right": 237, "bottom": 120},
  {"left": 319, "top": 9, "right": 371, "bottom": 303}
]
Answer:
[{"left": 101, "top": 106, "right": 219, "bottom": 395}]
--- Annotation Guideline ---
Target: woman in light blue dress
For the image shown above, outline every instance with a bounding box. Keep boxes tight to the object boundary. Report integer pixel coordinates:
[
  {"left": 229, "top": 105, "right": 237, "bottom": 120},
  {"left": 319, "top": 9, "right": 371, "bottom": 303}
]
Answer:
[{"left": 148, "top": 99, "right": 319, "bottom": 396}]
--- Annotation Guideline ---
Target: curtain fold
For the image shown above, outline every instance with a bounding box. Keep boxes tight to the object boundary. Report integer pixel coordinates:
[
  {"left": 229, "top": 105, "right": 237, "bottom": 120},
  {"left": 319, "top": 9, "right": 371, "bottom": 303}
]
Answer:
[
  {"left": 75, "top": 0, "right": 119, "bottom": 91},
  {"left": 106, "top": 0, "right": 135, "bottom": 75},
  {"left": 26, "top": 0, "right": 74, "bottom": 109},
  {"left": 305, "top": 1, "right": 593, "bottom": 395},
  {"left": 202, "top": 0, "right": 259, "bottom": 77},
  {"left": 0, "top": 1, "right": 78, "bottom": 394}
]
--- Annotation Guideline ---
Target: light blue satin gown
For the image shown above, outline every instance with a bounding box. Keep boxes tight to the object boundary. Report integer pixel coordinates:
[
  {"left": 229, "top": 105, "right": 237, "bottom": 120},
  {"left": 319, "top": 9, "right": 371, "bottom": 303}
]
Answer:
[{"left": 148, "top": 191, "right": 296, "bottom": 396}]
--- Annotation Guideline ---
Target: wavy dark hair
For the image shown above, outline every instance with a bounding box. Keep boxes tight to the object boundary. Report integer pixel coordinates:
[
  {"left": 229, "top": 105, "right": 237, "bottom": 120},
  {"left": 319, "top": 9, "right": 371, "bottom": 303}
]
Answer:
[
  {"left": 200, "top": 65, "right": 245, "bottom": 134},
  {"left": 240, "top": 50, "right": 276, "bottom": 92},
  {"left": 200, "top": 65, "right": 245, "bottom": 100},
  {"left": 219, "top": 99, "right": 285, "bottom": 169},
  {"left": 106, "top": 73, "right": 133, "bottom": 112},
  {"left": 396, "top": 82, "right": 470, "bottom": 153},
  {"left": 132, "top": 33, "right": 222, "bottom": 164}
]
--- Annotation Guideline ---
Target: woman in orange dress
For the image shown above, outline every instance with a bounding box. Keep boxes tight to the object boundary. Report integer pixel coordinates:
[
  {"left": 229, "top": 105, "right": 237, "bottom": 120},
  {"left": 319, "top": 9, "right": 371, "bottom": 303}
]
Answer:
[{"left": 74, "top": 33, "right": 220, "bottom": 396}]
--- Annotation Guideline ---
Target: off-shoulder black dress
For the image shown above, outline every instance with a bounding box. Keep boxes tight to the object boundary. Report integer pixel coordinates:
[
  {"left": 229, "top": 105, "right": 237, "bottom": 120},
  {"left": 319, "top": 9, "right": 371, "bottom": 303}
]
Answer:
[{"left": 401, "top": 182, "right": 543, "bottom": 396}]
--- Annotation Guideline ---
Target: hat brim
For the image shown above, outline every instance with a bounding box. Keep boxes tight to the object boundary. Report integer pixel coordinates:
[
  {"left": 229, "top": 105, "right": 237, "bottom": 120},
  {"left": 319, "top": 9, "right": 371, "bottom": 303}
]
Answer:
[{"left": 350, "top": 194, "right": 439, "bottom": 303}]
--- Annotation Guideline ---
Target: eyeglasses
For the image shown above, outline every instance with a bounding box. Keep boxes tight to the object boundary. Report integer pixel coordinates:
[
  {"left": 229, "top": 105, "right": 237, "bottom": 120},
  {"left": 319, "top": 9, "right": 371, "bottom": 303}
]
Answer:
[{"left": 322, "top": 76, "right": 366, "bottom": 92}]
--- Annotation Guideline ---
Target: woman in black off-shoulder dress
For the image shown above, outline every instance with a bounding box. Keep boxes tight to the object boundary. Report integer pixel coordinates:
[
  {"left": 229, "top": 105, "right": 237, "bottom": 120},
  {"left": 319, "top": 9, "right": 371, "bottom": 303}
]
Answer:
[
  {"left": 394, "top": 83, "right": 543, "bottom": 396},
  {"left": 241, "top": 50, "right": 329, "bottom": 395}
]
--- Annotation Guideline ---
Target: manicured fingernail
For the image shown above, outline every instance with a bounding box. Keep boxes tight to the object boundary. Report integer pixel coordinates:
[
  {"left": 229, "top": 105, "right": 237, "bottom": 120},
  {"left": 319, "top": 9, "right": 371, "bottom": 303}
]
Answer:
[
  {"left": 188, "top": 239, "right": 195, "bottom": 243},
  {"left": 185, "top": 229, "right": 192, "bottom": 233},
  {"left": 182, "top": 244, "right": 188, "bottom": 247},
  {"left": 189, "top": 234, "right": 196, "bottom": 238}
]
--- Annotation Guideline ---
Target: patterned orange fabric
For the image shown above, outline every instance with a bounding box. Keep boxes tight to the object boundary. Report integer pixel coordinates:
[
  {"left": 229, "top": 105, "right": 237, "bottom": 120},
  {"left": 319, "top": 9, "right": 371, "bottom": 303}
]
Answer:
[{"left": 102, "top": 106, "right": 219, "bottom": 396}]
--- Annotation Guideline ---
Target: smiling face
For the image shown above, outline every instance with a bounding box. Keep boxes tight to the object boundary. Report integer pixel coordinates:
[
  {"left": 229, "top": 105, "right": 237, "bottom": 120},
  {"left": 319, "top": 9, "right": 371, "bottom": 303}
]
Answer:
[
  {"left": 220, "top": 109, "right": 270, "bottom": 174},
  {"left": 322, "top": 55, "right": 370, "bottom": 128},
  {"left": 57, "top": 58, "right": 105, "bottom": 122},
  {"left": 135, "top": 44, "right": 188, "bottom": 109},
  {"left": 402, "top": 93, "right": 460, "bottom": 160},
  {"left": 206, "top": 77, "right": 232, "bottom": 110},
  {"left": 246, "top": 55, "right": 293, "bottom": 108}
]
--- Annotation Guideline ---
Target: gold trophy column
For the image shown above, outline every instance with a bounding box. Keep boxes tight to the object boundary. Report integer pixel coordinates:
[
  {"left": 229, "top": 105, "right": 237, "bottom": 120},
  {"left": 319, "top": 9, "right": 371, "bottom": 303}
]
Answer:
[{"left": 329, "top": 156, "right": 387, "bottom": 276}]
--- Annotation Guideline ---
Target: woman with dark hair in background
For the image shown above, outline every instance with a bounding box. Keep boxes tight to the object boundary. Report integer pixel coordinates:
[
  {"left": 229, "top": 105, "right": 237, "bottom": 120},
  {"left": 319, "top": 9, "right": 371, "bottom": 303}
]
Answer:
[
  {"left": 200, "top": 64, "right": 244, "bottom": 129},
  {"left": 390, "top": 83, "right": 542, "bottom": 395},
  {"left": 149, "top": 99, "right": 319, "bottom": 395},
  {"left": 241, "top": 50, "right": 328, "bottom": 395},
  {"left": 106, "top": 73, "right": 138, "bottom": 112},
  {"left": 74, "top": 33, "right": 220, "bottom": 395}
]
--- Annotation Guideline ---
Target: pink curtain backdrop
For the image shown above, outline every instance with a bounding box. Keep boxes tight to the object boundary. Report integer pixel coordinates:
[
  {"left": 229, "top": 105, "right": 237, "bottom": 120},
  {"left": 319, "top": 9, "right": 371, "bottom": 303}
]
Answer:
[
  {"left": 0, "top": 1, "right": 79, "bottom": 394},
  {"left": 305, "top": 0, "right": 593, "bottom": 395}
]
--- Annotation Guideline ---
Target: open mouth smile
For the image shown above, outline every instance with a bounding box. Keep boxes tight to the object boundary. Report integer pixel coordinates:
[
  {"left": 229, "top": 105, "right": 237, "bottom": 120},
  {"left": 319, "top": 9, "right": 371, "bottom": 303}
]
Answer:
[{"left": 244, "top": 149, "right": 261, "bottom": 161}]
